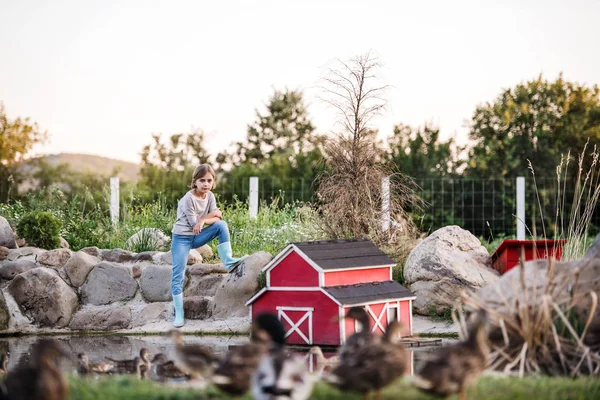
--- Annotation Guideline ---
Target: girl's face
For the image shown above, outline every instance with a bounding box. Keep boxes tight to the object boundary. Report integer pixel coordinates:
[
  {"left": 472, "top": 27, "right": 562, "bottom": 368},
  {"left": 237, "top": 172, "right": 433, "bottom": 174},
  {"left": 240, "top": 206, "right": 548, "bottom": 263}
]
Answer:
[{"left": 194, "top": 172, "right": 214, "bottom": 194}]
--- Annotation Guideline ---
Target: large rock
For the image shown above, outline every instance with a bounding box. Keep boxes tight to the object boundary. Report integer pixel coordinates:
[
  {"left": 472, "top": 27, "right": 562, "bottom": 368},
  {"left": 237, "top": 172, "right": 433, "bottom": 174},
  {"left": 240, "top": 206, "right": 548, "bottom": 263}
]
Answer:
[
  {"left": 188, "top": 263, "right": 227, "bottom": 276},
  {"left": 37, "top": 248, "right": 72, "bottom": 268},
  {"left": 133, "top": 251, "right": 157, "bottom": 262},
  {"left": 0, "top": 292, "right": 9, "bottom": 330},
  {"left": 124, "top": 228, "right": 170, "bottom": 252},
  {"left": 159, "top": 249, "right": 202, "bottom": 265},
  {"left": 404, "top": 225, "right": 499, "bottom": 315},
  {"left": 0, "top": 217, "right": 16, "bottom": 249},
  {"left": 132, "top": 303, "right": 170, "bottom": 327},
  {"left": 7, "top": 267, "right": 78, "bottom": 328},
  {"left": 184, "top": 296, "right": 212, "bottom": 320},
  {"left": 6, "top": 247, "right": 46, "bottom": 262},
  {"left": 139, "top": 264, "right": 174, "bottom": 302},
  {"left": 64, "top": 251, "right": 100, "bottom": 287},
  {"left": 81, "top": 262, "right": 138, "bottom": 305},
  {"left": 80, "top": 246, "right": 102, "bottom": 257},
  {"left": 212, "top": 251, "right": 272, "bottom": 318},
  {"left": 195, "top": 244, "right": 214, "bottom": 260},
  {"left": 101, "top": 248, "right": 136, "bottom": 263},
  {"left": 60, "top": 237, "right": 70, "bottom": 249},
  {"left": 0, "top": 259, "right": 38, "bottom": 280},
  {"left": 69, "top": 306, "right": 131, "bottom": 331},
  {"left": 185, "top": 274, "right": 225, "bottom": 297}
]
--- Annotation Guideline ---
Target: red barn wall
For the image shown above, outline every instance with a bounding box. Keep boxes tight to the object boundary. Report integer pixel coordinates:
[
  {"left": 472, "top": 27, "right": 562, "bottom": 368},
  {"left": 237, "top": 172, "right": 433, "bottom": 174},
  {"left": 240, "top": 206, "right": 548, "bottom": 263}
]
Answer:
[
  {"left": 251, "top": 290, "right": 340, "bottom": 345},
  {"left": 269, "top": 251, "right": 319, "bottom": 287},
  {"left": 343, "top": 300, "right": 413, "bottom": 339},
  {"left": 323, "top": 267, "right": 391, "bottom": 286}
]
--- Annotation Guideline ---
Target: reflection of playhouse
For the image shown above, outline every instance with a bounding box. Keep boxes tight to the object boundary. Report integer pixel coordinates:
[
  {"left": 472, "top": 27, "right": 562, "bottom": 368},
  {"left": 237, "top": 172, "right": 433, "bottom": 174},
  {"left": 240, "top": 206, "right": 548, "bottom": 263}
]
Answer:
[{"left": 246, "top": 238, "right": 416, "bottom": 346}]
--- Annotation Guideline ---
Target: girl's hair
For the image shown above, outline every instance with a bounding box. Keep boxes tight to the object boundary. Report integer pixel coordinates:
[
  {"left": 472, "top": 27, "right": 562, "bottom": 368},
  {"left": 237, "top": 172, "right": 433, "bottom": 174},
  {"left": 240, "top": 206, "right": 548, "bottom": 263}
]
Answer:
[{"left": 190, "top": 164, "right": 216, "bottom": 189}]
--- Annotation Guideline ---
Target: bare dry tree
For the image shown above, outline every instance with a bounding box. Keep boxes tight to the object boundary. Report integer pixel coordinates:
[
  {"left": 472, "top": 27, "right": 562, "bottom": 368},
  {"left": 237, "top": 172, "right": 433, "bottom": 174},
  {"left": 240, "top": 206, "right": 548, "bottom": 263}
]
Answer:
[{"left": 316, "top": 52, "right": 422, "bottom": 245}]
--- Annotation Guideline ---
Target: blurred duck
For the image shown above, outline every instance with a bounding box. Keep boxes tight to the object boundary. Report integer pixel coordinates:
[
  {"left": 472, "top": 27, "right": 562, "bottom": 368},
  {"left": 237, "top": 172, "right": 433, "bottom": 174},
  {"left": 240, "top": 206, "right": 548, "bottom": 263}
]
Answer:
[
  {"left": 151, "top": 353, "right": 190, "bottom": 381},
  {"left": 337, "top": 307, "right": 381, "bottom": 364},
  {"left": 168, "top": 330, "right": 217, "bottom": 380},
  {"left": 327, "top": 320, "right": 409, "bottom": 399},
  {"left": 106, "top": 348, "right": 151, "bottom": 378},
  {"left": 77, "top": 353, "right": 115, "bottom": 375},
  {"left": 413, "top": 310, "right": 490, "bottom": 400},
  {"left": 0, "top": 339, "right": 72, "bottom": 400},
  {"left": 0, "top": 352, "right": 8, "bottom": 378},
  {"left": 212, "top": 312, "right": 286, "bottom": 397},
  {"left": 251, "top": 346, "right": 314, "bottom": 400}
]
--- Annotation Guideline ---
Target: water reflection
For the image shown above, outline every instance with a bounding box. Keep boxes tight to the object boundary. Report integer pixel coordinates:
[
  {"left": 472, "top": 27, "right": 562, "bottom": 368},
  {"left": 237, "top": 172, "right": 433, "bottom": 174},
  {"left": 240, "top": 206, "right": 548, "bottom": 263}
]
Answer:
[{"left": 0, "top": 335, "right": 442, "bottom": 381}]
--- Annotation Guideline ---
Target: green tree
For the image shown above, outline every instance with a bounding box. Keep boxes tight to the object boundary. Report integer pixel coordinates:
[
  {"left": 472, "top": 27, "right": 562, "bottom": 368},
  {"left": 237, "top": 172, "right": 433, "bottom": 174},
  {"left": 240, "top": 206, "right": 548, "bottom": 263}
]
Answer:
[
  {"left": 138, "top": 130, "right": 210, "bottom": 204},
  {"left": 218, "top": 89, "right": 325, "bottom": 203},
  {"left": 387, "top": 123, "right": 463, "bottom": 178},
  {"left": 466, "top": 74, "right": 600, "bottom": 178},
  {"left": 0, "top": 103, "right": 47, "bottom": 201}
]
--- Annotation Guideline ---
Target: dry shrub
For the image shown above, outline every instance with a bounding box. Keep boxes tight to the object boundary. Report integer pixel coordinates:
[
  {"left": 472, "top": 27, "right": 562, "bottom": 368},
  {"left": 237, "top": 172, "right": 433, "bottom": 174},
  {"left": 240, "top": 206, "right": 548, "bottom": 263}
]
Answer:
[
  {"left": 457, "top": 253, "right": 600, "bottom": 377},
  {"left": 316, "top": 52, "right": 422, "bottom": 246}
]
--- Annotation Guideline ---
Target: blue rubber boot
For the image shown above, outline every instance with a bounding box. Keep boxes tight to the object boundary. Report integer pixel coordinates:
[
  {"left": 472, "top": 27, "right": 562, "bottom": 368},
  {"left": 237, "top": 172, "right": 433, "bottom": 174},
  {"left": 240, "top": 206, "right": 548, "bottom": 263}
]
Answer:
[
  {"left": 217, "top": 242, "right": 248, "bottom": 271},
  {"left": 172, "top": 293, "right": 184, "bottom": 328}
]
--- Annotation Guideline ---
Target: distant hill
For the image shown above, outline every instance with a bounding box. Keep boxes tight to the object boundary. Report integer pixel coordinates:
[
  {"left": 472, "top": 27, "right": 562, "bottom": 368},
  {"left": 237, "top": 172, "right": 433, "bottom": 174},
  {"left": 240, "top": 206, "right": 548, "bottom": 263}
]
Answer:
[{"left": 24, "top": 153, "right": 140, "bottom": 182}]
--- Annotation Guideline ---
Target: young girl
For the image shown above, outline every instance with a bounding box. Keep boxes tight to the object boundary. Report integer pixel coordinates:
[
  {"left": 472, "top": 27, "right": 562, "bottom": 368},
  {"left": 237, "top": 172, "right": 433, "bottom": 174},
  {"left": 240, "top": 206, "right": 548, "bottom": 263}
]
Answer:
[{"left": 170, "top": 164, "right": 246, "bottom": 327}]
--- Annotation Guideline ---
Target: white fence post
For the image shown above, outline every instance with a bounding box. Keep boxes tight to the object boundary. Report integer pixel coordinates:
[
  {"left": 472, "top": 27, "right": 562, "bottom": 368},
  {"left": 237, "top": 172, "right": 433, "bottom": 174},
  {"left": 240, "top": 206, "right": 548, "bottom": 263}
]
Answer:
[
  {"left": 249, "top": 177, "right": 259, "bottom": 219},
  {"left": 110, "top": 177, "right": 120, "bottom": 225},
  {"left": 516, "top": 176, "right": 525, "bottom": 240},
  {"left": 382, "top": 176, "right": 390, "bottom": 232}
]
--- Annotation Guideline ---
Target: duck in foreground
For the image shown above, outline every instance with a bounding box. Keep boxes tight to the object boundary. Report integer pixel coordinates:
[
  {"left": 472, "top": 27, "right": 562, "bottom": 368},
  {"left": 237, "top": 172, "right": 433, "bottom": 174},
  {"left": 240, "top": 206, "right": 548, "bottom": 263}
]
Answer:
[
  {"left": 168, "top": 330, "right": 217, "bottom": 380},
  {"left": 1, "top": 339, "right": 72, "bottom": 400},
  {"left": 337, "top": 307, "right": 381, "bottom": 364},
  {"left": 327, "top": 319, "right": 409, "bottom": 399},
  {"left": 413, "top": 310, "right": 490, "bottom": 400},
  {"left": 212, "top": 312, "right": 286, "bottom": 397}
]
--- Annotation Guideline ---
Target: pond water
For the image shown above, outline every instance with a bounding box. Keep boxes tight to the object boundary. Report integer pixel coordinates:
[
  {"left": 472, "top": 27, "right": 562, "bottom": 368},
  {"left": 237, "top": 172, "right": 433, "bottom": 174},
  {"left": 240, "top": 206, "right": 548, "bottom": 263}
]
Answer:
[{"left": 0, "top": 334, "right": 443, "bottom": 379}]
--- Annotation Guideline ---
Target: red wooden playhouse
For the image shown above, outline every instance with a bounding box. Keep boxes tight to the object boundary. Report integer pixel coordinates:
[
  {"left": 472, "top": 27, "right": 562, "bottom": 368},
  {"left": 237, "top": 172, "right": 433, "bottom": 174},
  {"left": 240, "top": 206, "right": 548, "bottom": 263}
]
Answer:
[{"left": 246, "top": 238, "right": 416, "bottom": 346}]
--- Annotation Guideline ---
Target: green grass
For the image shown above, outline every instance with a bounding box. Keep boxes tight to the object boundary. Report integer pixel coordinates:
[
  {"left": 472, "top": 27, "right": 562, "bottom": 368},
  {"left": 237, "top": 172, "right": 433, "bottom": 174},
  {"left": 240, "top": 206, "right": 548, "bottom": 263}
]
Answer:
[{"left": 67, "top": 375, "right": 600, "bottom": 400}]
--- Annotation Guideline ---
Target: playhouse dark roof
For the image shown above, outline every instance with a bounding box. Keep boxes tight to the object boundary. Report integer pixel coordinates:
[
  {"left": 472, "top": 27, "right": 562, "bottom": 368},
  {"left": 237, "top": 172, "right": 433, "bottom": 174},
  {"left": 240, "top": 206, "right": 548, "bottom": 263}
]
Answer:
[
  {"left": 293, "top": 238, "right": 395, "bottom": 270},
  {"left": 324, "top": 281, "right": 414, "bottom": 305}
]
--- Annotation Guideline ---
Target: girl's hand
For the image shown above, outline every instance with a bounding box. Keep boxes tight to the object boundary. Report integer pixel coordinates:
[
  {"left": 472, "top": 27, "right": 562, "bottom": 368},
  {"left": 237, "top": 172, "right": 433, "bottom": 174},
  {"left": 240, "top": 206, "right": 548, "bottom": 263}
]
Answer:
[{"left": 193, "top": 221, "right": 204, "bottom": 234}]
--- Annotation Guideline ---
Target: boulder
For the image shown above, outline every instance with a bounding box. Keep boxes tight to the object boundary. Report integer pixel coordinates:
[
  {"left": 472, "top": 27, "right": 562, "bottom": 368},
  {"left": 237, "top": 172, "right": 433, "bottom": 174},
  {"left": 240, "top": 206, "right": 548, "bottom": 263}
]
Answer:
[
  {"left": 139, "top": 264, "right": 175, "bottom": 302},
  {"left": 185, "top": 274, "right": 225, "bottom": 297},
  {"left": 0, "top": 246, "right": 8, "bottom": 261},
  {"left": 132, "top": 251, "right": 157, "bottom": 262},
  {"left": 159, "top": 249, "right": 202, "bottom": 265},
  {"left": 8, "top": 267, "right": 78, "bottom": 328},
  {"left": 0, "top": 259, "right": 38, "bottom": 280},
  {"left": 37, "top": 248, "right": 72, "bottom": 268},
  {"left": 212, "top": 251, "right": 272, "bottom": 318},
  {"left": 80, "top": 246, "right": 102, "bottom": 257},
  {"left": 0, "top": 217, "right": 16, "bottom": 249},
  {"left": 63, "top": 251, "right": 100, "bottom": 287},
  {"left": 0, "top": 292, "right": 9, "bottom": 330},
  {"left": 6, "top": 247, "right": 45, "bottom": 262},
  {"left": 101, "top": 248, "right": 136, "bottom": 263},
  {"left": 69, "top": 306, "right": 131, "bottom": 331},
  {"left": 124, "top": 228, "right": 170, "bottom": 252},
  {"left": 184, "top": 296, "right": 212, "bottom": 320},
  {"left": 132, "top": 303, "right": 170, "bottom": 327},
  {"left": 188, "top": 263, "right": 227, "bottom": 276},
  {"left": 195, "top": 244, "right": 214, "bottom": 260},
  {"left": 81, "top": 262, "right": 138, "bottom": 305},
  {"left": 403, "top": 225, "right": 499, "bottom": 315},
  {"left": 60, "top": 237, "right": 70, "bottom": 249}
]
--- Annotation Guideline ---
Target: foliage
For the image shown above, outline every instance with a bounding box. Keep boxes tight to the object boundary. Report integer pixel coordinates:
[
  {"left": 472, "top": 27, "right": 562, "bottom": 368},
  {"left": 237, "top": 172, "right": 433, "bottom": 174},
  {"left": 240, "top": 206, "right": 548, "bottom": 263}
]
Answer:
[
  {"left": 66, "top": 374, "right": 600, "bottom": 399},
  {"left": 316, "top": 52, "right": 422, "bottom": 244},
  {"left": 466, "top": 74, "right": 600, "bottom": 179},
  {"left": 387, "top": 123, "right": 464, "bottom": 178},
  {"left": 0, "top": 102, "right": 48, "bottom": 202},
  {"left": 16, "top": 210, "right": 61, "bottom": 249}
]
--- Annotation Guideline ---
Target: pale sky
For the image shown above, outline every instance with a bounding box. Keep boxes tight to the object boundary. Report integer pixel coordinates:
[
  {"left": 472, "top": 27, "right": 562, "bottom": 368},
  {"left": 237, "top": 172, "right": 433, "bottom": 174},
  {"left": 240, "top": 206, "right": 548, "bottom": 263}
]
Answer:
[{"left": 1, "top": 0, "right": 599, "bottom": 163}]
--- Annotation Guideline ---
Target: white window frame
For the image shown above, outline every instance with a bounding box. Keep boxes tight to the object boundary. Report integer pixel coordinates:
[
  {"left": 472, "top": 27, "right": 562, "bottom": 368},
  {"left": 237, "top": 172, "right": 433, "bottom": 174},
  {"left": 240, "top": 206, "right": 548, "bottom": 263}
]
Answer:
[{"left": 276, "top": 306, "right": 314, "bottom": 345}]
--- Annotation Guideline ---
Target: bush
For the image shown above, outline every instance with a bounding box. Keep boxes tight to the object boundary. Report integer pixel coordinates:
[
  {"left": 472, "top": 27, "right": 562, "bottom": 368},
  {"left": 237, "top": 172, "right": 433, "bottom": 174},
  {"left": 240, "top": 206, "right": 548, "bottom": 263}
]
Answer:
[{"left": 17, "top": 211, "right": 62, "bottom": 249}]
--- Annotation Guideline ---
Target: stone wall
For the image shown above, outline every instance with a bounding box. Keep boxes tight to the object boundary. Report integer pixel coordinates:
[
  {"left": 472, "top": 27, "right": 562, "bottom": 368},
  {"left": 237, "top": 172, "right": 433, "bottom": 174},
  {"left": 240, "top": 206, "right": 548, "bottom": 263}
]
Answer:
[{"left": 0, "top": 246, "right": 271, "bottom": 334}]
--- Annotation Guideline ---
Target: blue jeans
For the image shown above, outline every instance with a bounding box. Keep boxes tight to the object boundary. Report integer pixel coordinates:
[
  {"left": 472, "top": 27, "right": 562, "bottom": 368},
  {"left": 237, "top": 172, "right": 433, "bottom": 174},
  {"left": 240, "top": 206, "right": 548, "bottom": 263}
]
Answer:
[{"left": 171, "top": 220, "right": 231, "bottom": 295}]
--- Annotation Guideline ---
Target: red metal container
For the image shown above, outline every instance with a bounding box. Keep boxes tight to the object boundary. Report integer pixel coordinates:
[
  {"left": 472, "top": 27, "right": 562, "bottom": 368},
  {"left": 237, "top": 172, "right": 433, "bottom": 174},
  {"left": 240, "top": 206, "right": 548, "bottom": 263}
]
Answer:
[{"left": 491, "top": 239, "right": 567, "bottom": 274}]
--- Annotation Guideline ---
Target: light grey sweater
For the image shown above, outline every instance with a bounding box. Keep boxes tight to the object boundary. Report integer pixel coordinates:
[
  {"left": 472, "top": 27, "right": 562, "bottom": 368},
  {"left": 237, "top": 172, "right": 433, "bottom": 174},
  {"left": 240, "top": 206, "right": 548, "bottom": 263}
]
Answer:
[{"left": 172, "top": 191, "right": 217, "bottom": 235}]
